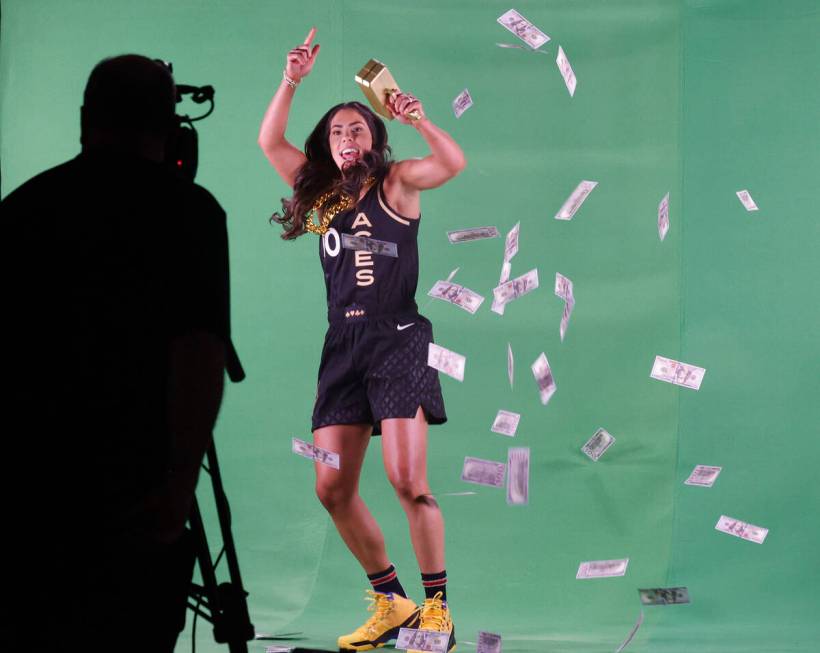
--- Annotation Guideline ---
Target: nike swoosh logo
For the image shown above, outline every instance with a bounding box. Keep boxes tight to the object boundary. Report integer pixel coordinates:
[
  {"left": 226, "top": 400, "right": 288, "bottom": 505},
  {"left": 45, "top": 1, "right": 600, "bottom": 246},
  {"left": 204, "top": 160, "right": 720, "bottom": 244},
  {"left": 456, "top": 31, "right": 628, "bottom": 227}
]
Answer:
[{"left": 397, "top": 322, "right": 415, "bottom": 331}]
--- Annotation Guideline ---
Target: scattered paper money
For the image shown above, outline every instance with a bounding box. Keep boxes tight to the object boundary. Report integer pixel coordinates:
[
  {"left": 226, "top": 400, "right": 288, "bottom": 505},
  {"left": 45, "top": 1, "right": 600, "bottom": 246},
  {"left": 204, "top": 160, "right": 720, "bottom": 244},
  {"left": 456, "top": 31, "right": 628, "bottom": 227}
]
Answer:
[
  {"left": 291, "top": 437, "right": 340, "bottom": 470},
  {"left": 504, "top": 221, "right": 520, "bottom": 262},
  {"left": 650, "top": 355, "right": 706, "bottom": 390},
  {"left": 477, "top": 631, "right": 502, "bottom": 653},
  {"left": 265, "top": 647, "right": 293, "bottom": 653},
  {"left": 559, "top": 298, "right": 575, "bottom": 342},
  {"left": 554, "top": 272, "right": 573, "bottom": 302},
  {"left": 615, "top": 611, "right": 644, "bottom": 653},
  {"left": 292, "top": 437, "right": 315, "bottom": 461},
  {"left": 461, "top": 456, "right": 506, "bottom": 488},
  {"left": 496, "top": 9, "right": 550, "bottom": 49},
  {"left": 491, "top": 261, "right": 513, "bottom": 315},
  {"left": 452, "top": 88, "right": 473, "bottom": 119},
  {"left": 491, "top": 410, "right": 521, "bottom": 437},
  {"left": 506, "top": 447, "right": 530, "bottom": 505},
  {"left": 554, "top": 272, "right": 575, "bottom": 341},
  {"left": 507, "top": 342, "right": 514, "bottom": 388},
  {"left": 684, "top": 465, "right": 722, "bottom": 487},
  {"left": 428, "top": 280, "right": 485, "bottom": 314},
  {"left": 555, "top": 180, "right": 597, "bottom": 220},
  {"left": 639, "top": 587, "right": 690, "bottom": 606},
  {"left": 531, "top": 352, "right": 557, "bottom": 405},
  {"left": 715, "top": 515, "right": 768, "bottom": 544},
  {"left": 576, "top": 558, "right": 629, "bottom": 579},
  {"left": 581, "top": 428, "right": 615, "bottom": 461},
  {"left": 447, "top": 226, "right": 499, "bottom": 244},
  {"left": 446, "top": 267, "right": 459, "bottom": 282},
  {"left": 428, "top": 343, "right": 466, "bottom": 382},
  {"left": 556, "top": 46, "right": 577, "bottom": 97},
  {"left": 396, "top": 627, "right": 449, "bottom": 653},
  {"left": 493, "top": 268, "right": 539, "bottom": 307},
  {"left": 495, "top": 42, "right": 550, "bottom": 54},
  {"left": 341, "top": 233, "right": 398, "bottom": 257},
  {"left": 736, "top": 189, "right": 759, "bottom": 211},
  {"left": 658, "top": 192, "right": 670, "bottom": 241}
]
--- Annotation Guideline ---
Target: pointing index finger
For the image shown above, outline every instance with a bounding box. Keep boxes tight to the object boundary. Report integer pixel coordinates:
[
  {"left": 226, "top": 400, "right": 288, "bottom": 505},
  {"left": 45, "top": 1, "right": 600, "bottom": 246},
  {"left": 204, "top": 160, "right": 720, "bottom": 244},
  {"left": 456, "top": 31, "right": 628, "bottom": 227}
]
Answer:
[{"left": 303, "top": 27, "right": 316, "bottom": 46}]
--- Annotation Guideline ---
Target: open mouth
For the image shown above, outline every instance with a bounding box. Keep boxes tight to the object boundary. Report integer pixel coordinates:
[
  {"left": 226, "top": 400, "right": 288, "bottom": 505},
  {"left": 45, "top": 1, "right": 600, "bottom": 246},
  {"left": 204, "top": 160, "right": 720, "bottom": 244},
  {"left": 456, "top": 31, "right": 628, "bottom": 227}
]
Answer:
[{"left": 340, "top": 147, "right": 360, "bottom": 162}]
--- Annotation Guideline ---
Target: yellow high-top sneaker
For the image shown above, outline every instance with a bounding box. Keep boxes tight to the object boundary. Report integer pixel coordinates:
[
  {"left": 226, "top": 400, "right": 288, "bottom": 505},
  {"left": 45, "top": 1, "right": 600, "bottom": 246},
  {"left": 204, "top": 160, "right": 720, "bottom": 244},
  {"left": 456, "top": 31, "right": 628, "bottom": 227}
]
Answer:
[
  {"left": 407, "top": 592, "right": 456, "bottom": 653},
  {"left": 337, "top": 590, "right": 420, "bottom": 651}
]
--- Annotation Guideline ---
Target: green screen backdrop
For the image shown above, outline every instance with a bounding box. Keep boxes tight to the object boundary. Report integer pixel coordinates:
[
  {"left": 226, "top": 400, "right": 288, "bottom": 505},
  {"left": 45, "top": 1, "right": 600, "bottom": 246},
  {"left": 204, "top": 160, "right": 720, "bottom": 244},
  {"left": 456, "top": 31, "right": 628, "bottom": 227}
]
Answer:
[{"left": 2, "top": 1, "right": 818, "bottom": 651}]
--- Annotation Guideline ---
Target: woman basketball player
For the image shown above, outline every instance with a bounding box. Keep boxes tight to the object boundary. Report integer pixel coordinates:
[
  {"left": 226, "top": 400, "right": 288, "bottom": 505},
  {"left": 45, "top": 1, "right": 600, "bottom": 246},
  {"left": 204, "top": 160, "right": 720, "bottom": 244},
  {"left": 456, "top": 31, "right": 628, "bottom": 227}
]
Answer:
[{"left": 258, "top": 28, "right": 465, "bottom": 652}]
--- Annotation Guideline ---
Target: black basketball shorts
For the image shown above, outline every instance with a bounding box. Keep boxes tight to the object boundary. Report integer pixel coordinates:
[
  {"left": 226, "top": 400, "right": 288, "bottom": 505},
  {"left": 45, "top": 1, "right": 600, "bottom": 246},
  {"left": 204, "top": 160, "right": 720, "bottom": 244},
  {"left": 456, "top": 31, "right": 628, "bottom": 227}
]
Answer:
[{"left": 311, "top": 309, "right": 447, "bottom": 436}]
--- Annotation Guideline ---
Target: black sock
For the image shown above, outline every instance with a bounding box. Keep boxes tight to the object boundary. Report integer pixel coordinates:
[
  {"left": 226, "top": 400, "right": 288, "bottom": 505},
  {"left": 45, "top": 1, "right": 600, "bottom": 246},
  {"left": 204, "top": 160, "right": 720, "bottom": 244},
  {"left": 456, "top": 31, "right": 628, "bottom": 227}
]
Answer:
[
  {"left": 368, "top": 564, "right": 407, "bottom": 598},
  {"left": 421, "top": 570, "right": 447, "bottom": 602}
]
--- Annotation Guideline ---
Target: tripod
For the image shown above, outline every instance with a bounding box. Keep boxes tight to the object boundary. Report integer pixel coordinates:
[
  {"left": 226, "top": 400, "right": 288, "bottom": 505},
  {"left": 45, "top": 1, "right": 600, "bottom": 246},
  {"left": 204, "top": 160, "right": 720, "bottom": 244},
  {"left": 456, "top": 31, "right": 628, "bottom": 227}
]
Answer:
[{"left": 187, "top": 443, "right": 255, "bottom": 652}]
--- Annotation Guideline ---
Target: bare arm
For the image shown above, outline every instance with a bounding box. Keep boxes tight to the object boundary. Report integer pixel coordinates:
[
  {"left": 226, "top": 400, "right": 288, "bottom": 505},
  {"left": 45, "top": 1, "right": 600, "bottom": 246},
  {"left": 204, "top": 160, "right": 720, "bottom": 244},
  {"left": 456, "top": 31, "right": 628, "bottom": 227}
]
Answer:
[
  {"left": 383, "top": 92, "right": 467, "bottom": 216},
  {"left": 257, "top": 28, "right": 320, "bottom": 188}
]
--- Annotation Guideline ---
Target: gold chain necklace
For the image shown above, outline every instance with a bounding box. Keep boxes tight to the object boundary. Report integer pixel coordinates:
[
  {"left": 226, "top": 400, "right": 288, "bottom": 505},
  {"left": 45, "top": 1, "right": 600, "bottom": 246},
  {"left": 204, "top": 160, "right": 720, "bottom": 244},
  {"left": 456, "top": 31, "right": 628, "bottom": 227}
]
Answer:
[{"left": 304, "top": 177, "right": 375, "bottom": 235}]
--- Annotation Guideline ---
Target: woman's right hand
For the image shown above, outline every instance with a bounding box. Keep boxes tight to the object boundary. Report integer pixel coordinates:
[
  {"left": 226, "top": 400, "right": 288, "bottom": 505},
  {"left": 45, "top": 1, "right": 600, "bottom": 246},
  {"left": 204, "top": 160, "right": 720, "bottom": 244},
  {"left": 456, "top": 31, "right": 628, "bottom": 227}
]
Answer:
[{"left": 286, "top": 27, "right": 320, "bottom": 83}]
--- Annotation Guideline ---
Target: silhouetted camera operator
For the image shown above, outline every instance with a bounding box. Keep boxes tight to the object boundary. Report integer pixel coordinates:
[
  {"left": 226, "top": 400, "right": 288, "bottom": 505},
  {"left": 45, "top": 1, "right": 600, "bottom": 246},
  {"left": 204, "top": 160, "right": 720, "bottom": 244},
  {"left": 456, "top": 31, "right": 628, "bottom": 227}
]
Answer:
[{"left": 3, "top": 54, "right": 233, "bottom": 652}]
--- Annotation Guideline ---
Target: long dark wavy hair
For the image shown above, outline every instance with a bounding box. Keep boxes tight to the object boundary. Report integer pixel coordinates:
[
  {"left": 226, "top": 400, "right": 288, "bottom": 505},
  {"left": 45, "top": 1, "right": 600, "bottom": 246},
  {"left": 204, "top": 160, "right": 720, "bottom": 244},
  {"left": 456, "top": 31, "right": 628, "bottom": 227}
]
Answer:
[{"left": 271, "top": 101, "right": 393, "bottom": 239}]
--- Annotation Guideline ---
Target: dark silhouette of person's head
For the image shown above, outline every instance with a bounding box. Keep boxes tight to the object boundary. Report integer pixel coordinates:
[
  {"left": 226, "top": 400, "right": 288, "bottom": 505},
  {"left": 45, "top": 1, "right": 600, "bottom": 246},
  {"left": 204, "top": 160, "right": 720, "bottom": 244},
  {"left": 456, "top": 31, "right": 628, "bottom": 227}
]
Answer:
[{"left": 81, "top": 54, "right": 176, "bottom": 162}]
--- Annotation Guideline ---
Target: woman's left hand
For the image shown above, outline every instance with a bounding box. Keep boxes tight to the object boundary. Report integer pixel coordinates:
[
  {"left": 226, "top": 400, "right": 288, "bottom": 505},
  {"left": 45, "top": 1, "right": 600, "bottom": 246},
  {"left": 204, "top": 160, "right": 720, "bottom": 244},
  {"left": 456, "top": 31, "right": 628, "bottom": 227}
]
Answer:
[{"left": 388, "top": 91, "right": 425, "bottom": 125}]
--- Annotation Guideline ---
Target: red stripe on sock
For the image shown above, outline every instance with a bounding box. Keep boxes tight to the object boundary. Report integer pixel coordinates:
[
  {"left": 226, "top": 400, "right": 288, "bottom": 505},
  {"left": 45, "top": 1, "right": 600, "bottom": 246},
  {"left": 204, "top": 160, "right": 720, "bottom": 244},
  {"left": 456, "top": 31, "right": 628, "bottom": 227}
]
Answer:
[
  {"left": 371, "top": 571, "right": 398, "bottom": 586},
  {"left": 422, "top": 578, "right": 447, "bottom": 587}
]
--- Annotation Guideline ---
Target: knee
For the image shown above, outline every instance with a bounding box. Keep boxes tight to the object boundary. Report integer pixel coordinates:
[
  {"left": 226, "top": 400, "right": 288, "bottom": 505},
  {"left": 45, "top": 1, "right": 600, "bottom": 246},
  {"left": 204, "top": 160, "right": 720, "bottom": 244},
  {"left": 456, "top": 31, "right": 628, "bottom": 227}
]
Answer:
[
  {"left": 389, "top": 474, "right": 430, "bottom": 505},
  {"left": 315, "top": 480, "right": 355, "bottom": 513}
]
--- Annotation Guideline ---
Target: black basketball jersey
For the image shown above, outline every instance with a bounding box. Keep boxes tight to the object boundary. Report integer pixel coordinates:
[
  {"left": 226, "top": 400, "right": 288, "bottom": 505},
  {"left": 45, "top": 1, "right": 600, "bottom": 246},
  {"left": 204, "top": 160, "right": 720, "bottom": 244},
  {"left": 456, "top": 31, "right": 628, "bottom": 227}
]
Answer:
[{"left": 319, "top": 181, "right": 420, "bottom": 314}]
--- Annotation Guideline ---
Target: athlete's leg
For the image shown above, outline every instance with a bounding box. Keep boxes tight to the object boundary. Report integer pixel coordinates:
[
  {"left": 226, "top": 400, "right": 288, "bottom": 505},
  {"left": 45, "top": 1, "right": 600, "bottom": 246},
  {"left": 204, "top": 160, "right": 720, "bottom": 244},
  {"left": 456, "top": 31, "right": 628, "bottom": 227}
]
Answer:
[
  {"left": 380, "top": 407, "right": 445, "bottom": 573},
  {"left": 313, "top": 424, "right": 391, "bottom": 573}
]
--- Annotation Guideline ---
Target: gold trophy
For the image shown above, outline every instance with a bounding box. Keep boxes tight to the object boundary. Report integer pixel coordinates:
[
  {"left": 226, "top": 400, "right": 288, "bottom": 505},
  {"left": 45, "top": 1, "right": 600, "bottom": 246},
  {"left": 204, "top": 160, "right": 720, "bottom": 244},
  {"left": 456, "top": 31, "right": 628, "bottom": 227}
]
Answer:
[{"left": 354, "top": 59, "right": 421, "bottom": 121}]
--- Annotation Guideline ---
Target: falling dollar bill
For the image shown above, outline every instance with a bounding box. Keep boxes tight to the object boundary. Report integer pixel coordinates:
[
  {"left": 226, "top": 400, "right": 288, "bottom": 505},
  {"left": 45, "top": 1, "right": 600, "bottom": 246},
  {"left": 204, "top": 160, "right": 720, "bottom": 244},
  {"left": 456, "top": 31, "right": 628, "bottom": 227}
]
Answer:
[
  {"left": 447, "top": 226, "right": 499, "bottom": 244},
  {"left": 496, "top": 9, "right": 550, "bottom": 49},
  {"left": 461, "top": 456, "right": 506, "bottom": 488},
  {"left": 650, "top": 355, "right": 706, "bottom": 390},
  {"left": 615, "top": 611, "right": 644, "bottom": 653},
  {"left": 639, "top": 587, "right": 690, "bottom": 606},
  {"left": 452, "top": 88, "right": 473, "bottom": 118},
  {"left": 504, "top": 221, "right": 520, "bottom": 262},
  {"left": 428, "top": 280, "right": 485, "bottom": 314},
  {"left": 396, "top": 627, "right": 449, "bottom": 653},
  {"left": 477, "top": 631, "right": 502, "bottom": 653},
  {"left": 493, "top": 268, "right": 539, "bottom": 306},
  {"left": 491, "top": 410, "right": 521, "bottom": 437},
  {"left": 555, "top": 180, "right": 597, "bottom": 220},
  {"left": 292, "top": 437, "right": 316, "bottom": 461},
  {"left": 556, "top": 45, "right": 577, "bottom": 97},
  {"left": 428, "top": 342, "right": 466, "bottom": 382},
  {"left": 554, "top": 272, "right": 575, "bottom": 341},
  {"left": 507, "top": 342, "right": 514, "bottom": 388},
  {"left": 559, "top": 299, "right": 575, "bottom": 342},
  {"left": 736, "top": 189, "right": 759, "bottom": 211},
  {"left": 581, "top": 428, "right": 615, "bottom": 461},
  {"left": 576, "top": 558, "right": 629, "bottom": 579},
  {"left": 684, "top": 465, "right": 722, "bottom": 487},
  {"left": 715, "top": 515, "right": 768, "bottom": 544},
  {"left": 340, "top": 233, "right": 398, "bottom": 257},
  {"left": 291, "top": 437, "right": 340, "bottom": 470},
  {"left": 491, "top": 261, "right": 513, "bottom": 315},
  {"left": 265, "top": 647, "right": 293, "bottom": 653},
  {"left": 658, "top": 192, "right": 670, "bottom": 241},
  {"left": 506, "top": 447, "right": 529, "bottom": 505},
  {"left": 531, "top": 352, "right": 557, "bottom": 405},
  {"left": 554, "top": 272, "right": 574, "bottom": 302},
  {"left": 446, "top": 267, "right": 459, "bottom": 282}
]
